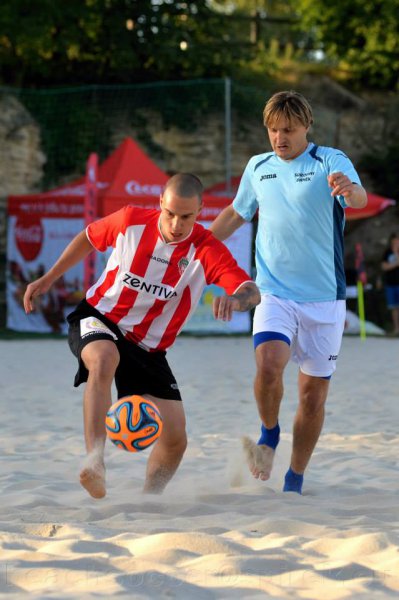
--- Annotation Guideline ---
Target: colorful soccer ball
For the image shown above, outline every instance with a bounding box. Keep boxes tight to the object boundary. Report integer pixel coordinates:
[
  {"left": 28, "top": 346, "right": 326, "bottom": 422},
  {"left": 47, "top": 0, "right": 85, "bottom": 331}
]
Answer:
[{"left": 105, "top": 395, "right": 163, "bottom": 452}]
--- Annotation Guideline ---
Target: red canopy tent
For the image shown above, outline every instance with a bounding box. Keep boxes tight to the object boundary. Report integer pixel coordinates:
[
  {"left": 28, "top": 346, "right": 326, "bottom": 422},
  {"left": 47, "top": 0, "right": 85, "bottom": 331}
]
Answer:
[
  {"left": 206, "top": 176, "right": 396, "bottom": 220},
  {"left": 345, "top": 193, "right": 396, "bottom": 220},
  {"left": 94, "top": 137, "right": 231, "bottom": 218},
  {"left": 7, "top": 137, "right": 171, "bottom": 220},
  {"left": 7, "top": 137, "right": 231, "bottom": 222}
]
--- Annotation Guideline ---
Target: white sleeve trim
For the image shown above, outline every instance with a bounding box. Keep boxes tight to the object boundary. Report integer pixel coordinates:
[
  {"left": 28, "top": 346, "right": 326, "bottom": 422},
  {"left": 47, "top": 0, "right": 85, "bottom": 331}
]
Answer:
[{"left": 232, "top": 280, "right": 256, "bottom": 295}]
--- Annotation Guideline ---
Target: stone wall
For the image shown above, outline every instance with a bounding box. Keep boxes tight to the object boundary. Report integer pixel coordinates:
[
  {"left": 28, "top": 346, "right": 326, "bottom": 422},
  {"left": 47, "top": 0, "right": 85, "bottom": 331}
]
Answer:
[
  {"left": 0, "top": 95, "right": 45, "bottom": 195},
  {"left": 0, "top": 94, "right": 45, "bottom": 249},
  {"left": 0, "top": 95, "right": 46, "bottom": 324},
  {"left": 108, "top": 112, "right": 267, "bottom": 189}
]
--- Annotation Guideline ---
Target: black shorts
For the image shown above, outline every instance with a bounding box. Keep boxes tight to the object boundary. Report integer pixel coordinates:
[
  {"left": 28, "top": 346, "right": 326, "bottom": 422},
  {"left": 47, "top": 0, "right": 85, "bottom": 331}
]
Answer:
[{"left": 67, "top": 300, "right": 181, "bottom": 401}]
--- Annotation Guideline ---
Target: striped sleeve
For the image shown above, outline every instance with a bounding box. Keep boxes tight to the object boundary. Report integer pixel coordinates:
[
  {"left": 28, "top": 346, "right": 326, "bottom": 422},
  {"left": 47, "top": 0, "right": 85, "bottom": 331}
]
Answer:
[{"left": 196, "top": 234, "right": 253, "bottom": 294}]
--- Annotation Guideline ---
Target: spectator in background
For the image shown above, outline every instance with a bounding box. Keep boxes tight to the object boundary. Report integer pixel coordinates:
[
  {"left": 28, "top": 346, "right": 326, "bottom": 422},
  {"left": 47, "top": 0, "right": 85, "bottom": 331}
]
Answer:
[{"left": 381, "top": 233, "right": 399, "bottom": 335}]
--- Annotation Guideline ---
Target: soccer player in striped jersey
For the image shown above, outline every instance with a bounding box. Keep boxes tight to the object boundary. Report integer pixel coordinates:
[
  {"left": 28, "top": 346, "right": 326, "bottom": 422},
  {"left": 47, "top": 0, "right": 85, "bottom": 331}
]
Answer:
[
  {"left": 210, "top": 91, "right": 367, "bottom": 495},
  {"left": 24, "top": 173, "right": 260, "bottom": 499}
]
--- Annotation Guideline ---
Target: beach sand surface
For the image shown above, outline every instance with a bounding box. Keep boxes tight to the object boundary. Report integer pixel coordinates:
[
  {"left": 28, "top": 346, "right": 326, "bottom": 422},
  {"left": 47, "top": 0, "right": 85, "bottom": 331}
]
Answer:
[{"left": 1, "top": 335, "right": 399, "bottom": 599}]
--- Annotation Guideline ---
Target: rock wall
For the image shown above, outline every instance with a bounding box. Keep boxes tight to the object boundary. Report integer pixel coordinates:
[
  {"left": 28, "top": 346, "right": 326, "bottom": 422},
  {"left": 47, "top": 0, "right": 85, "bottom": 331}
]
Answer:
[
  {"left": 0, "top": 95, "right": 46, "bottom": 324},
  {"left": 0, "top": 94, "right": 46, "bottom": 252},
  {"left": 0, "top": 95, "right": 45, "bottom": 196},
  {"left": 109, "top": 112, "right": 267, "bottom": 189}
]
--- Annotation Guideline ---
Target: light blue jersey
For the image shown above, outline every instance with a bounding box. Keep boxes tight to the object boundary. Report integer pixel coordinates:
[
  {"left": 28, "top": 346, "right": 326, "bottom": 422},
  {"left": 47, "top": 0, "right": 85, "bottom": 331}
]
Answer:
[{"left": 233, "top": 143, "right": 362, "bottom": 302}]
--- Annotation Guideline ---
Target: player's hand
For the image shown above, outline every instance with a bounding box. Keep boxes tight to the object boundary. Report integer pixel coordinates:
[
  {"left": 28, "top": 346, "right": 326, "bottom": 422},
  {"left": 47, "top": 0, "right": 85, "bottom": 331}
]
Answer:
[
  {"left": 23, "top": 277, "right": 52, "bottom": 314},
  {"left": 212, "top": 295, "right": 239, "bottom": 321},
  {"left": 327, "top": 172, "right": 355, "bottom": 199}
]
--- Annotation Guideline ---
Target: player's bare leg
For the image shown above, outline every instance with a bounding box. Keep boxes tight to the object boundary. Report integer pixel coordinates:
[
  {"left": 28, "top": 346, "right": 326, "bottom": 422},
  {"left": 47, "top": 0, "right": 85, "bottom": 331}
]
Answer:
[
  {"left": 243, "top": 340, "right": 290, "bottom": 480},
  {"left": 79, "top": 340, "right": 120, "bottom": 499},
  {"left": 289, "top": 372, "right": 329, "bottom": 475},
  {"left": 143, "top": 397, "right": 187, "bottom": 494}
]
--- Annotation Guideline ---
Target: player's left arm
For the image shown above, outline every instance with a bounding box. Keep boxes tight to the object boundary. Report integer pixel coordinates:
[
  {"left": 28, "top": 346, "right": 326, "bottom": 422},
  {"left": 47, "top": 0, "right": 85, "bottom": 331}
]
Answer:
[
  {"left": 327, "top": 171, "right": 367, "bottom": 208},
  {"left": 213, "top": 282, "right": 260, "bottom": 321}
]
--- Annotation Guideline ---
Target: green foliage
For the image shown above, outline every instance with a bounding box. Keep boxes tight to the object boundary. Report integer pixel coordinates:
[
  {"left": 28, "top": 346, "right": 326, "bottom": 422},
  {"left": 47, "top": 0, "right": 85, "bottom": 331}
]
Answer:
[
  {"left": 232, "top": 80, "right": 270, "bottom": 122},
  {"left": 0, "top": 0, "right": 254, "bottom": 86},
  {"left": 209, "top": 0, "right": 295, "bottom": 18},
  {"left": 294, "top": 0, "right": 399, "bottom": 89},
  {"left": 16, "top": 87, "right": 112, "bottom": 185},
  {"left": 1, "top": 0, "right": 399, "bottom": 90}
]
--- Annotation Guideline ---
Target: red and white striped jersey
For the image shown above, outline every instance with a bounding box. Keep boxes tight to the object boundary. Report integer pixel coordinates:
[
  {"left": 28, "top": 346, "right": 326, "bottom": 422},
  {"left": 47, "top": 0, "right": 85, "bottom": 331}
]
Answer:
[{"left": 86, "top": 206, "right": 252, "bottom": 351}]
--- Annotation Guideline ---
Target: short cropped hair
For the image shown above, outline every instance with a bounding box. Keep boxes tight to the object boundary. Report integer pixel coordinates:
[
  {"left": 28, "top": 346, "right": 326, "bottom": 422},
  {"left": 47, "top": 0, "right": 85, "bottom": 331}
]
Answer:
[
  {"left": 164, "top": 173, "right": 203, "bottom": 200},
  {"left": 263, "top": 90, "right": 314, "bottom": 129}
]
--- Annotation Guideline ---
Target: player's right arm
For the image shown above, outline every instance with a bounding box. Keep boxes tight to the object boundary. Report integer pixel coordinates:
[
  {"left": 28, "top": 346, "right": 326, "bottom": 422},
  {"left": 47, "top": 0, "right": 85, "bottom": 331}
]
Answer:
[
  {"left": 209, "top": 204, "right": 246, "bottom": 242},
  {"left": 23, "top": 230, "right": 94, "bottom": 314}
]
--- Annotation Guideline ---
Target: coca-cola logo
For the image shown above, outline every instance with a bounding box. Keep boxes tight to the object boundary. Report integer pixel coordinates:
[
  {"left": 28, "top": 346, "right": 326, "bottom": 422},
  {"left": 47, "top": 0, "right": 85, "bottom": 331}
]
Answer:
[
  {"left": 15, "top": 216, "right": 44, "bottom": 261},
  {"left": 125, "top": 180, "right": 163, "bottom": 196}
]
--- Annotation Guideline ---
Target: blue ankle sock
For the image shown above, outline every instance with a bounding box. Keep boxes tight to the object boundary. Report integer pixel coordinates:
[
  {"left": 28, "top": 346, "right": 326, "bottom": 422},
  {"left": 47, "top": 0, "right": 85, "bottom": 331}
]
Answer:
[
  {"left": 257, "top": 423, "right": 280, "bottom": 450},
  {"left": 283, "top": 467, "right": 303, "bottom": 494}
]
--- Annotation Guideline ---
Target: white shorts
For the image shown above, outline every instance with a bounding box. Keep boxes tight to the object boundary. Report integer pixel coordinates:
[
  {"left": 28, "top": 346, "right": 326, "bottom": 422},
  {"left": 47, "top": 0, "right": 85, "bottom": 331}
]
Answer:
[{"left": 253, "top": 294, "right": 346, "bottom": 377}]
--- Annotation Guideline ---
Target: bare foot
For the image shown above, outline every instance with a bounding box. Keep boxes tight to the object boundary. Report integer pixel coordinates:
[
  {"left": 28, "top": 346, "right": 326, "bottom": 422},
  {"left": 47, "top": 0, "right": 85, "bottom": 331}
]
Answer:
[
  {"left": 242, "top": 436, "right": 275, "bottom": 481},
  {"left": 79, "top": 452, "right": 106, "bottom": 499}
]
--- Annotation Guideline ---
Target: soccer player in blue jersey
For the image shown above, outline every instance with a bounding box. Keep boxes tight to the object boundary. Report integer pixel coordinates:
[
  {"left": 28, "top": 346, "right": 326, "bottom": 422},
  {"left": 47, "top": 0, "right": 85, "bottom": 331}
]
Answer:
[{"left": 210, "top": 90, "right": 367, "bottom": 494}]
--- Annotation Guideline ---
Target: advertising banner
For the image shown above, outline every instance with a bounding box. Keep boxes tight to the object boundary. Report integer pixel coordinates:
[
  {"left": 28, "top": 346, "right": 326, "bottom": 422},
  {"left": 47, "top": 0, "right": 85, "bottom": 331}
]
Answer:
[{"left": 6, "top": 197, "right": 87, "bottom": 334}]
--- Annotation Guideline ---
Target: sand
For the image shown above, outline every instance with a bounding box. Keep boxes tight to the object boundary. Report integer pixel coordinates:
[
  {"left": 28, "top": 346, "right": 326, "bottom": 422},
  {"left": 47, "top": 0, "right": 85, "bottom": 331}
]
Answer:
[{"left": 1, "top": 334, "right": 399, "bottom": 599}]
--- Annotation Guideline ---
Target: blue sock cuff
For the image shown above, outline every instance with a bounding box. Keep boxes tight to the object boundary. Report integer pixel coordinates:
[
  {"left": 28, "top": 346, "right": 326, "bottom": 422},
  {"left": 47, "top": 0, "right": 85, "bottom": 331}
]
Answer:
[
  {"left": 283, "top": 467, "right": 303, "bottom": 494},
  {"left": 257, "top": 423, "right": 280, "bottom": 449}
]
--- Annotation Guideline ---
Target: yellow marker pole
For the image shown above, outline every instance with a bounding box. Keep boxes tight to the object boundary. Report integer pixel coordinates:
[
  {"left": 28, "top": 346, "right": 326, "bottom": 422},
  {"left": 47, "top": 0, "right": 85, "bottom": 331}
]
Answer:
[{"left": 357, "top": 280, "right": 366, "bottom": 341}]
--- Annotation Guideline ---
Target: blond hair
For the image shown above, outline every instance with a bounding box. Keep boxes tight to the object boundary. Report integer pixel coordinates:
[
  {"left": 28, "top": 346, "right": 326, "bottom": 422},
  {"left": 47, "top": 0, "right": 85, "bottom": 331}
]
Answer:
[{"left": 263, "top": 91, "right": 313, "bottom": 129}]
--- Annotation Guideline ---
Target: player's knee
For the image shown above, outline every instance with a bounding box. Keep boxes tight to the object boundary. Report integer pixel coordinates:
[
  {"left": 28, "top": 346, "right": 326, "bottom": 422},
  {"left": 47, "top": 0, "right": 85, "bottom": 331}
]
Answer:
[
  {"left": 174, "top": 432, "right": 188, "bottom": 456},
  {"left": 83, "top": 348, "right": 120, "bottom": 381},
  {"left": 256, "top": 358, "right": 284, "bottom": 384},
  {"left": 162, "top": 430, "right": 187, "bottom": 458},
  {"left": 299, "top": 378, "right": 328, "bottom": 417},
  {"left": 300, "top": 393, "right": 326, "bottom": 417}
]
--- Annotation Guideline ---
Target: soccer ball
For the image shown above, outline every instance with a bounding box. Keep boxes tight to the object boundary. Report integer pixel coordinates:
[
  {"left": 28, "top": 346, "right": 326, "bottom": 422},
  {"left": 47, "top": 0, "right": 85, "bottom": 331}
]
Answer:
[{"left": 105, "top": 395, "right": 163, "bottom": 452}]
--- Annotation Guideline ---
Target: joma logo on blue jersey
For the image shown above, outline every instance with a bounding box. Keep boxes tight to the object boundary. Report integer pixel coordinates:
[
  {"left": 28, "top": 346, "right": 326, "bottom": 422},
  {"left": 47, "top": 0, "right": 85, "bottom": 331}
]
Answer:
[{"left": 260, "top": 174, "right": 277, "bottom": 181}]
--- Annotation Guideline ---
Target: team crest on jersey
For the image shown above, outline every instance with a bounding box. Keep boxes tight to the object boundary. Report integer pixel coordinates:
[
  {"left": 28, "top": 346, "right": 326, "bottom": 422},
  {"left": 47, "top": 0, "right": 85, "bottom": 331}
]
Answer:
[{"left": 178, "top": 257, "right": 189, "bottom": 275}]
